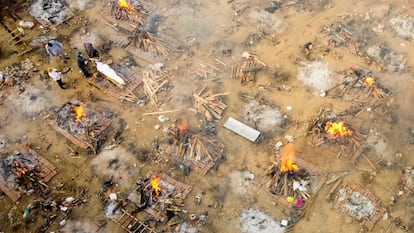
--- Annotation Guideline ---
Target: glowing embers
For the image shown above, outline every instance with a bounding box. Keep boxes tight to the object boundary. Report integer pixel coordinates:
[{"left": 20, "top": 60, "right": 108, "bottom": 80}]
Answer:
[
  {"left": 112, "top": 0, "right": 147, "bottom": 23},
  {"left": 0, "top": 149, "right": 57, "bottom": 202},
  {"left": 48, "top": 101, "right": 112, "bottom": 153}
]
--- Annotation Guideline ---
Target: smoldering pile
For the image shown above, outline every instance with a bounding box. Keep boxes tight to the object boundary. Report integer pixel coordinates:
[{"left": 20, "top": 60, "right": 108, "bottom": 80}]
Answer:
[
  {"left": 1, "top": 152, "right": 40, "bottom": 188},
  {"left": 0, "top": 59, "right": 34, "bottom": 89}
]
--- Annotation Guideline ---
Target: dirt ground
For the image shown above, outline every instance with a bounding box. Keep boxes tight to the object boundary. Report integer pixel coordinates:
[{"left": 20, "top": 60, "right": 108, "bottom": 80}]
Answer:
[{"left": 1, "top": 0, "right": 414, "bottom": 232}]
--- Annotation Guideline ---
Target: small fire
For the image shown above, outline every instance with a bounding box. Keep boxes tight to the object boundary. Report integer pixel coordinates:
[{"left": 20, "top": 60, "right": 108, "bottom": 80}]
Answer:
[
  {"left": 364, "top": 76, "right": 375, "bottom": 86},
  {"left": 118, "top": 0, "right": 135, "bottom": 11},
  {"left": 325, "top": 121, "right": 353, "bottom": 138},
  {"left": 280, "top": 143, "right": 299, "bottom": 173},
  {"left": 13, "top": 160, "right": 28, "bottom": 176},
  {"left": 73, "top": 104, "right": 85, "bottom": 122},
  {"left": 178, "top": 122, "right": 189, "bottom": 135},
  {"left": 150, "top": 176, "right": 161, "bottom": 199}
]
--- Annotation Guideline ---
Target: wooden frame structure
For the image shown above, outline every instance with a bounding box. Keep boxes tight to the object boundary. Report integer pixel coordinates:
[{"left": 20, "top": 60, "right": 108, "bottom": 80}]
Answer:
[
  {"left": 334, "top": 182, "right": 386, "bottom": 231},
  {"left": 113, "top": 209, "right": 157, "bottom": 233},
  {"left": 0, "top": 149, "right": 57, "bottom": 202}
]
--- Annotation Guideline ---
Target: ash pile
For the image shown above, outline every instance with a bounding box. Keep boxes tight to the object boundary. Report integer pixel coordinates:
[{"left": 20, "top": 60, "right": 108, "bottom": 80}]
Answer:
[
  {"left": 29, "top": 0, "right": 72, "bottom": 25},
  {"left": 0, "top": 59, "right": 35, "bottom": 89},
  {"left": 56, "top": 102, "right": 99, "bottom": 135},
  {"left": 1, "top": 152, "right": 41, "bottom": 191}
]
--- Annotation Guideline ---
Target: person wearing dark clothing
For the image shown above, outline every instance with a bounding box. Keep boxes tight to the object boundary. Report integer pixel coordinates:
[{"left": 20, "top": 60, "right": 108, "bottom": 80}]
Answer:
[
  {"left": 76, "top": 51, "right": 91, "bottom": 78},
  {"left": 83, "top": 43, "right": 99, "bottom": 58}
]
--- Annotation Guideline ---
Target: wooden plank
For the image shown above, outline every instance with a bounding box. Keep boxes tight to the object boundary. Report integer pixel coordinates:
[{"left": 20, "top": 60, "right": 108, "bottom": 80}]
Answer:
[{"left": 223, "top": 117, "right": 261, "bottom": 142}]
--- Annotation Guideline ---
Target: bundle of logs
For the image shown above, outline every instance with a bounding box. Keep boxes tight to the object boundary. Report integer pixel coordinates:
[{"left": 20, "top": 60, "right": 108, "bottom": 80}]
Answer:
[
  {"left": 321, "top": 22, "right": 367, "bottom": 54},
  {"left": 263, "top": 162, "right": 312, "bottom": 201},
  {"left": 327, "top": 68, "right": 391, "bottom": 103},
  {"left": 191, "top": 86, "right": 228, "bottom": 121},
  {"left": 128, "top": 28, "right": 168, "bottom": 55},
  {"left": 112, "top": 0, "right": 147, "bottom": 24},
  {"left": 142, "top": 69, "right": 172, "bottom": 106},
  {"left": 232, "top": 52, "right": 266, "bottom": 83},
  {"left": 1, "top": 154, "right": 47, "bottom": 193},
  {"left": 135, "top": 176, "right": 185, "bottom": 219}
]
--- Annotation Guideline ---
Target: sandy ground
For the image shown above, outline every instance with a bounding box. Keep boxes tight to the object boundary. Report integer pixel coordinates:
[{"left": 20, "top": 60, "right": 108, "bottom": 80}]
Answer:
[{"left": 1, "top": 0, "right": 414, "bottom": 232}]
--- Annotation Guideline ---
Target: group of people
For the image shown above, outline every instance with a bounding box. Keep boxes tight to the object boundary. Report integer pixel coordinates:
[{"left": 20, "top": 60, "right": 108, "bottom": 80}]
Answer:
[{"left": 46, "top": 40, "right": 99, "bottom": 89}]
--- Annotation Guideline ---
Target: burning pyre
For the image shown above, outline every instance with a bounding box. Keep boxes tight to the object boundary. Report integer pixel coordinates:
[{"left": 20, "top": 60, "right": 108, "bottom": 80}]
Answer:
[
  {"left": 112, "top": 0, "right": 148, "bottom": 24},
  {"left": 0, "top": 152, "right": 44, "bottom": 192},
  {"left": 56, "top": 102, "right": 97, "bottom": 135},
  {"left": 134, "top": 175, "right": 187, "bottom": 221},
  {"left": 328, "top": 68, "right": 392, "bottom": 103},
  {"left": 166, "top": 122, "right": 225, "bottom": 175},
  {"left": 263, "top": 143, "right": 312, "bottom": 204}
]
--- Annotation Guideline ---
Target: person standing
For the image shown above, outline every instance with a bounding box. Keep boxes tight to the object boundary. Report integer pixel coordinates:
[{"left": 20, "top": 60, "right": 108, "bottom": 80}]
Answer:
[
  {"left": 76, "top": 51, "right": 91, "bottom": 78},
  {"left": 47, "top": 68, "right": 66, "bottom": 89}
]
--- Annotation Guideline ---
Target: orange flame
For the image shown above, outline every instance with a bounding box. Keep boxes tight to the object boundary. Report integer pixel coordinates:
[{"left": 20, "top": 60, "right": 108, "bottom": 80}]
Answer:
[
  {"left": 325, "top": 121, "right": 353, "bottom": 138},
  {"left": 178, "top": 122, "right": 188, "bottom": 135},
  {"left": 280, "top": 143, "right": 299, "bottom": 173},
  {"left": 73, "top": 104, "right": 85, "bottom": 122},
  {"left": 150, "top": 176, "right": 161, "bottom": 199},
  {"left": 118, "top": 0, "right": 135, "bottom": 11},
  {"left": 13, "top": 160, "right": 28, "bottom": 176},
  {"left": 364, "top": 76, "right": 375, "bottom": 86}
]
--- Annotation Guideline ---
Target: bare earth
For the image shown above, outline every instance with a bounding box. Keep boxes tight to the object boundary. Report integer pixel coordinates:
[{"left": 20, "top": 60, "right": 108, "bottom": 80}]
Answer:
[{"left": 1, "top": 0, "right": 414, "bottom": 233}]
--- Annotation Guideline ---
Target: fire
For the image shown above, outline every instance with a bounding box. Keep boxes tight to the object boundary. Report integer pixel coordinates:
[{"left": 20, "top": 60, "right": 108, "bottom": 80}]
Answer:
[
  {"left": 325, "top": 121, "right": 353, "bottom": 138},
  {"left": 118, "top": 0, "right": 135, "bottom": 11},
  {"left": 178, "top": 122, "right": 189, "bottom": 135},
  {"left": 280, "top": 143, "right": 299, "bottom": 173},
  {"left": 150, "top": 176, "right": 161, "bottom": 199},
  {"left": 73, "top": 104, "right": 85, "bottom": 122},
  {"left": 13, "top": 160, "right": 28, "bottom": 176},
  {"left": 364, "top": 76, "right": 375, "bottom": 86}
]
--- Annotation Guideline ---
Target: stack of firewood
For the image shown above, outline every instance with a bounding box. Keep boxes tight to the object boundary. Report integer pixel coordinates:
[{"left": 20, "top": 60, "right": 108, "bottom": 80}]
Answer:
[
  {"left": 129, "top": 28, "right": 168, "bottom": 55},
  {"left": 191, "top": 86, "right": 228, "bottom": 121},
  {"left": 142, "top": 69, "right": 172, "bottom": 106}
]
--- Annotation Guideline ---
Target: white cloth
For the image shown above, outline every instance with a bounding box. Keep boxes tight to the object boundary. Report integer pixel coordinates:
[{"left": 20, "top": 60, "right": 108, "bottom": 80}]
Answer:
[{"left": 48, "top": 69, "right": 62, "bottom": 81}]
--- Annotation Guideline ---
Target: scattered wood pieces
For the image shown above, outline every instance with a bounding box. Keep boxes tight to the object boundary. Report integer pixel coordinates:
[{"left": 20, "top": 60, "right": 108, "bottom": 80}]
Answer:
[{"left": 142, "top": 69, "right": 172, "bottom": 106}]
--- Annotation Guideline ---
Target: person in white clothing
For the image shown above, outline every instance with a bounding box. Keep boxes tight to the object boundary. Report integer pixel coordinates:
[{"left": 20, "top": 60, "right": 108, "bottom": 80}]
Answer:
[{"left": 47, "top": 68, "right": 66, "bottom": 89}]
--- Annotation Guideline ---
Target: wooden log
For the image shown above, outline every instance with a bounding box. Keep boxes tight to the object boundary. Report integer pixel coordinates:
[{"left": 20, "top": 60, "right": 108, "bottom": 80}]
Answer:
[{"left": 326, "top": 178, "right": 342, "bottom": 202}]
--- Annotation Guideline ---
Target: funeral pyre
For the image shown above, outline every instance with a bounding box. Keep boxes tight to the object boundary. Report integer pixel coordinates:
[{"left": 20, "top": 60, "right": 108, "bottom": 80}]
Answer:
[
  {"left": 1, "top": 152, "right": 46, "bottom": 193},
  {"left": 263, "top": 143, "right": 313, "bottom": 205},
  {"left": 49, "top": 101, "right": 112, "bottom": 153},
  {"left": 308, "top": 108, "right": 365, "bottom": 162},
  {"left": 129, "top": 173, "right": 192, "bottom": 222},
  {"left": 165, "top": 123, "right": 225, "bottom": 176},
  {"left": 327, "top": 68, "right": 392, "bottom": 103},
  {"left": 110, "top": 0, "right": 148, "bottom": 24},
  {"left": 232, "top": 52, "right": 266, "bottom": 84},
  {"left": 334, "top": 182, "right": 386, "bottom": 231}
]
